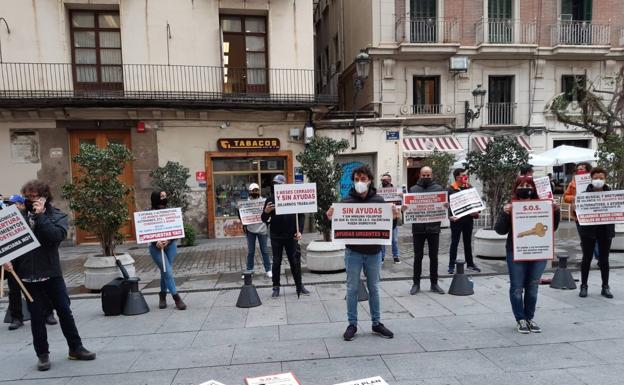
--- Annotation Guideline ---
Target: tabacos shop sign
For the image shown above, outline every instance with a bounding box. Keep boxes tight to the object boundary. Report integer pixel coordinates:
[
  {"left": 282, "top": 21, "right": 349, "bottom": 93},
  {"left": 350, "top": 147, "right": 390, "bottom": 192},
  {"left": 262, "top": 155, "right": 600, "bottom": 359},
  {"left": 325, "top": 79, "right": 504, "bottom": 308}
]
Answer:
[{"left": 217, "top": 138, "right": 280, "bottom": 152}]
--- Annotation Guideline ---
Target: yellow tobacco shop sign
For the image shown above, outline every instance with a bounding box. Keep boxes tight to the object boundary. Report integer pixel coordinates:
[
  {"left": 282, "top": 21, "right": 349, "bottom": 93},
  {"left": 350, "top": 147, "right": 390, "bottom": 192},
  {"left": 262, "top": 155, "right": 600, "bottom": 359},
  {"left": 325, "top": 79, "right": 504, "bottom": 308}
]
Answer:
[{"left": 217, "top": 138, "right": 280, "bottom": 152}]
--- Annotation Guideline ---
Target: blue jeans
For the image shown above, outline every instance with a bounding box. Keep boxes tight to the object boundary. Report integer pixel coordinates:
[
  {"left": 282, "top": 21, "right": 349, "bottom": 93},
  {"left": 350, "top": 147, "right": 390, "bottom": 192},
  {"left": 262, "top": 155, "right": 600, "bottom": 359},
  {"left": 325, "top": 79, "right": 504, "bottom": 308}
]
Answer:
[
  {"left": 345, "top": 248, "right": 381, "bottom": 326},
  {"left": 381, "top": 227, "right": 399, "bottom": 259},
  {"left": 506, "top": 250, "right": 547, "bottom": 322},
  {"left": 246, "top": 231, "right": 271, "bottom": 272},
  {"left": 149, "top": 241, "right": 178, "bottom": 294}
]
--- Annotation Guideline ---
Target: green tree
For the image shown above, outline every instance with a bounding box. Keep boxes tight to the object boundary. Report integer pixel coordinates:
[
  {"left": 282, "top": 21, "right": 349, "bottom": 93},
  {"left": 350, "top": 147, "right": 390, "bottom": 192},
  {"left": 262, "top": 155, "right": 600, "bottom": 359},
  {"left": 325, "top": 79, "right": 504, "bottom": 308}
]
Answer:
[
  {"left": 465, "top": 137, "right": 528, "bottom": 228},
  {"left": 62, "top": 143, "right": 134, "bottom": 256},
  {"left": 597, "top": 133, "right": 624, "bottom": 189},
  {"left": 150, "top": 161, "right": 191, "bottom": 213},
  {"left": 296, "top": 137, "right": 349, "bottom": 241},
  {"left": 422, "top": 150, "right": 455, "bottom": 188}
]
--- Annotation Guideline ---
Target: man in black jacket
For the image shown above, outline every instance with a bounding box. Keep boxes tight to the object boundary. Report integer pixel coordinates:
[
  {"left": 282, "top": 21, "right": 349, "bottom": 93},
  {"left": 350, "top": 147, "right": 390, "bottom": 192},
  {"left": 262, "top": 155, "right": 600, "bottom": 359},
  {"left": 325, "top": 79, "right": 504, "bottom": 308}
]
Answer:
[
  {"left": 3, "top": 180, "right": 95, "bottom": 371},
  {"left": 447, "top": 169, "right": 481, "bottom": 274},
  {"left": 408, "top": 166, "right": 445, "bottom": 295},
  {"left": 261, "top": 174, "right": 309, "bottom": 298}
]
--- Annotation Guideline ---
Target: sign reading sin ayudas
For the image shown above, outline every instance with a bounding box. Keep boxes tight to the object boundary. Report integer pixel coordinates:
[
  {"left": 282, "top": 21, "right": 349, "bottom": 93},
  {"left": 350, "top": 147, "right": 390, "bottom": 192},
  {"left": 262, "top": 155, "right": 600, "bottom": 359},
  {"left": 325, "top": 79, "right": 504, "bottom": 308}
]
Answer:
[{"left": 218, "top": 138, "right": 280, "bottom": 152}]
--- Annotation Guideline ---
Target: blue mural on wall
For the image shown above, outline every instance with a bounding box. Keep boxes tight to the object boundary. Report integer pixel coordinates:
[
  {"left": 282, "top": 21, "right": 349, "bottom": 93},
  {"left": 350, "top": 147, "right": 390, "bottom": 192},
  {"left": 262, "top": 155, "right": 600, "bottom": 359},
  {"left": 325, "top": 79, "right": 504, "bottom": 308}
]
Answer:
[{"left": 339, "top": 161, "right": 365, "bottom": 198}]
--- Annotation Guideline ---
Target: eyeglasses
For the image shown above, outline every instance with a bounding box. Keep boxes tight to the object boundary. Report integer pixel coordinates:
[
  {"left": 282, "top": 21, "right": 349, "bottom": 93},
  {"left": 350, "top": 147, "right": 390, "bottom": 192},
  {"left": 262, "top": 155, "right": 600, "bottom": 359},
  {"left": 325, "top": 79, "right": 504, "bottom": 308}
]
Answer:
[{"left": 24, "top": 194, "right": 40, "bottom": 200}]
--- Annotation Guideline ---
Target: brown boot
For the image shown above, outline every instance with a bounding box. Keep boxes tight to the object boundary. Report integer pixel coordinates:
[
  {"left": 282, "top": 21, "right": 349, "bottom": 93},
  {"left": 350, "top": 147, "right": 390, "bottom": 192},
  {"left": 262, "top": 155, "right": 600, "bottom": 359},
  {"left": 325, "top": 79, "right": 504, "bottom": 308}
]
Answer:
[
  {"left": 172, "top": 293, "right": 187, "bottom": 310},
  {"left": 158, "top": 292, "right": 167, "bottom": 309}
]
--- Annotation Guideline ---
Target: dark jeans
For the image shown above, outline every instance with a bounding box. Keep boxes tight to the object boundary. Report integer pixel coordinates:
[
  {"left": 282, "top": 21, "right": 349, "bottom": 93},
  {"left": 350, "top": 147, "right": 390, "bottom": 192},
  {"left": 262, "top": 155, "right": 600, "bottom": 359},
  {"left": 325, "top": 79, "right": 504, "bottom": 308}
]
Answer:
[
  {"left": 24, "top": 277, "right": 83, "bottom": 356},
  {"left": 449, "top": 220, "right": 474, "bottom": 268},
  {"left": 271, "top": 237, "right": 303, "bottom": 289},
  {"left": 580, "top": 236, "right": 612, "bottom": 287},
  {"left": 412, "top": 233, "right": 439, "bottom": 284},
  {"left": 506, "top": 250, "right": 547, "bottom": 321},
  {"left": 7, "top": 274, "right": 53, "bottom": 322},
  {"left": 576, "top": 222, "right": 599, "bottom": 258}
]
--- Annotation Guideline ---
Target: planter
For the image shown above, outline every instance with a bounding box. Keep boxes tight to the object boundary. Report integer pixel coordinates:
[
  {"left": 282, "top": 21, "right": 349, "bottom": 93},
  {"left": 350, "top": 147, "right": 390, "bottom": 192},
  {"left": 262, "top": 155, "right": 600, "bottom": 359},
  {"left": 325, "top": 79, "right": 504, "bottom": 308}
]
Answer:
[
  {"left": 83, "top": 252, "right": 136, "bottom": 290},
  {"left": 474, "top": 228, "right": 507, "bottom": 259},
  {"left": 612, "top": 224, "right": 624, "bottom": 251},
  {"left": 306, "top": 240, "right": 346, "bottom": 273}
]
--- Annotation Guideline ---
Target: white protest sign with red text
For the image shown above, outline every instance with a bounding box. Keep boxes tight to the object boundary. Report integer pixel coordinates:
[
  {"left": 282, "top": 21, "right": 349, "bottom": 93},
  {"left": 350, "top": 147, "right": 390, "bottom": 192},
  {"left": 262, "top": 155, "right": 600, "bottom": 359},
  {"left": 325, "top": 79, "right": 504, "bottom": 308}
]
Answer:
[
  {"left": 274, "top": 183, "right": 317, "bottom": 215},
  {"left": 449, "top": 188, "right": 485, "bottom": 218},
  {"left": 0, "top": 205, "right": 41, "bottom": 265},
  {"left": 134, "top": 208, "right": 185, "bottom": 244},
  {"left": 403, "top": 192, "right": 448, "bottom": 224},
  {"left": 331, "top": 203, "right": 393, "bottom": 245},
  {"left": 238, "top": 198, "right": 266, "bottom": 225},
  {"left": 512, "top": 200, "right": 554, "bottom": 261},
  {"left": 575, "top": 173, "right": 591, "bottom": 195},
  {"left": 534, "top": 176, "right": 554, "bottom": 200},
  {"left": 245, "top": 372, "right": 302, "bottom": 385},
  {"left": 334, "top": 376, "right": 390, "bottom": 385},
  {"left": 575, "top": 190, "right": 624, "bottom": 226}
]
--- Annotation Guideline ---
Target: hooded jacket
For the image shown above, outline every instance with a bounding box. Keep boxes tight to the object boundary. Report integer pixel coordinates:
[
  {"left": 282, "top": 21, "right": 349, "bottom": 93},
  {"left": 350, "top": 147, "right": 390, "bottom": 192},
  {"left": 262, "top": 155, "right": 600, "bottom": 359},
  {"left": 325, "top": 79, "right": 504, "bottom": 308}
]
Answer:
[
  {"left": 577, "top": 183, "right": 615, "bottom": 240},
  {"left": 261, "top": 195, "right": 304, "bottom": 239},
  {"left": 340, "top": 186, "right": 391, "bottom": 255},
  {"left": 12, "top": 206, "right": 68, "bottom": 280},
  {"left": 409, "top": 179, "right": 444, "bottom": 234}
]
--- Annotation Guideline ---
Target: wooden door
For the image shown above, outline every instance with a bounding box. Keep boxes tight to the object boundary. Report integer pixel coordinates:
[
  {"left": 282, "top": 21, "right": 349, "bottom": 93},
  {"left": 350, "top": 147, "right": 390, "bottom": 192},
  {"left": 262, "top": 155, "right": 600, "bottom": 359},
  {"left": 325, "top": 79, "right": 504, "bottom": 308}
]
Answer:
[{"left": 69, "top": 130, "right": 135, "bottom": 244}]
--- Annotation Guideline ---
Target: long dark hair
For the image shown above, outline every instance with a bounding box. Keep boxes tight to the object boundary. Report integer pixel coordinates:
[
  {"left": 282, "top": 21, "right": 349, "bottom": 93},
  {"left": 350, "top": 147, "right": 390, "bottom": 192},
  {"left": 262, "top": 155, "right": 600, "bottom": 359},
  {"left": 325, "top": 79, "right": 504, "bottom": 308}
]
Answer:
[
  {"left": 511, "top": 176, "right": 538, "bottom": 200},
  {"left": 150, "top": 190, "right": 166, "bottom": 209}
]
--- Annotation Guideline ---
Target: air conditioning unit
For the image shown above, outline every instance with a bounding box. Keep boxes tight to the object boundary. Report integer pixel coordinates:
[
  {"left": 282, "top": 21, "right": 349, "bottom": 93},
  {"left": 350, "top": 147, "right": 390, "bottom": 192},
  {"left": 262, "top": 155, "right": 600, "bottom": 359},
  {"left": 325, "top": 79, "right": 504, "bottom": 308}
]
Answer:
[{"left": 449, "top": 56, "right": 469, "bottom": 73}]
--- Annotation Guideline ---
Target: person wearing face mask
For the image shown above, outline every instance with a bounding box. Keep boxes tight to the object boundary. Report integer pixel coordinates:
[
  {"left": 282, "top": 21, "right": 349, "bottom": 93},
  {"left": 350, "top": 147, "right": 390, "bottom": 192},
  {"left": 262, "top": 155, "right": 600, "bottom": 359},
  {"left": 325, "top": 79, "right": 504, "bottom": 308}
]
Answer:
[
  {"left": 261, "top": 175, "right": 309, "bottom": 298},
  {"left": 578, "top": 167, "right": 615, "bottom": 299},
  {"left": 565, "top": 162, "right": 600, "bottom": 263},
  {"left": 495, "top": 176, "right": 560, "bottom": 334},
  {"left": 407, "top": 166, "right": 446, "bottom": 295},
  {"left": 379, "top": 173, "right": 401, "bottom": 264},
  {"left": 148, "top": 190, "right": 186, "bottom": 311},
  {"left": 447, "top": 169, "right": 481, "bottom": 274},
  {"left": 327, "top": 165, "right": 398, "bottom": 341},
  {"left": 240, "top": 183, "right": 272, "bottom": 278}
]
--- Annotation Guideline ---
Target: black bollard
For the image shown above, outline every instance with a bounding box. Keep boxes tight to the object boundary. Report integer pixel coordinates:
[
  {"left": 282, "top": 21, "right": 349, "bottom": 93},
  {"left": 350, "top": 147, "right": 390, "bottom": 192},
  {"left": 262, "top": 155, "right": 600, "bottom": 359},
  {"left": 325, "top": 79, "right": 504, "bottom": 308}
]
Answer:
[
  {"left": 550, "top": 255, "right": 576, "bottom": 290},
  {"left": 448, "top": 260, "right": 474, "bottom": 296},
  {"left": 122, "top": 278, "right": 150, "bottom": 316},
  {"left": 236, "top": 272, "right": 262, "bottom": 308}
]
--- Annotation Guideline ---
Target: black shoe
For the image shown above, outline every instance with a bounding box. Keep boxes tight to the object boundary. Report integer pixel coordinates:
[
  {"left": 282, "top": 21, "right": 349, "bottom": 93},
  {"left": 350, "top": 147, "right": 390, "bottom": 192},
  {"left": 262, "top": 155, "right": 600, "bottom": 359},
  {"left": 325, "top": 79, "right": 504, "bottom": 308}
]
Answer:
[
  {"left": 296, "top": 286, "right": 311, "bottom": 298},
  {"left": 37, "top": 354, "right": 50, "bottom": 371},
  {"left": 45, "top": 314, "right": 58, "bottom": 325},
  {"left": 602, "top": 285, "right": 614, "bottom": 299},
  {"left": 372, "top": 323, "right": 394, "bottom": 339},
  {"left": 430, "top": 283, "right": 445, "bottom": 294},
  {"left": 516, "top": 319, "right": 530, "bottom": 334},
  {"left": 527, "top": 319, "right": 542, "bottom": 333},
  {"left": 409, "top": 283, "right": 420, "bottom": 295},
  {"left": 343, "top": 324, "right": 357, "bottom": 341},
  {"left": 579, "top": 285, "right": 588, "bottom": 298},
  {"left": 393, "top": 257, "right": 401, "bottom": 264},
  {"left": 8, "top": 319, "right": 23, "bottom": 331},
  {"left": 467, "top": 264, "right": 482, "bottom": 273},
  {"left": 68, "top": 346, "right": 96, "bottom": 361},
  {"left": 271, "top": 287, "right": 280, "bottom": 298},
  {"left": 447, "top": 266, "right": 455, "bottom": 274}
]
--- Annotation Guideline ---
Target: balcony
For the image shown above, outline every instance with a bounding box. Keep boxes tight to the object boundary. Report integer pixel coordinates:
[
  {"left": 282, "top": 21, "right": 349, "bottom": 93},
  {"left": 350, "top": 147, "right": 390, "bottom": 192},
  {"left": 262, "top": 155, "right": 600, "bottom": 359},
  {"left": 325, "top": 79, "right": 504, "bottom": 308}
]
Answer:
[
  {"left": 487, "top": 102, "right": 517, "bottom": 126},
  {"left": 395, "top": 17, "right": 460, "bottom": 58},
  {"left": 400, "top": 104, "right": 444, "bottom": 115},
  {"left": 620, "top": 28, "right": 624, "bottom": 46},
  {"left": 551, "top": 21, "right": 611, "bottom": 46},
  {"left": 475, "top": 18, "right": 537, "bottom": 45},
  {"left": 0, "top": 63, "right": 337, "bottom": 109},
  {"left": 399, "top": 104, "right": 456, "bottom": 124}
]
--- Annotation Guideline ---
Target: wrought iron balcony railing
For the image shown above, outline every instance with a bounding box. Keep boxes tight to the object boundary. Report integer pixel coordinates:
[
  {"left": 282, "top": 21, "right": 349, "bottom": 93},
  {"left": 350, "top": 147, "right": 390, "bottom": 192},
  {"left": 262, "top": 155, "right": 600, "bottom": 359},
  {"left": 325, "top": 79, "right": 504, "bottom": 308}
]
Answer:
[
  {"left": 551, "top": 21, "right": 611, "bottom": 46},
  {"left": 396, "top": 17, "right": 459, "bottom": 44},
  {"left": 400, "top": 104, "right": 447, "bottom": 115},
  {"left": 475, "top": 18, "right": 537, "bottom": 45},
  {"left": 487, "top": 102, "right": 517, "bottom": 125}
]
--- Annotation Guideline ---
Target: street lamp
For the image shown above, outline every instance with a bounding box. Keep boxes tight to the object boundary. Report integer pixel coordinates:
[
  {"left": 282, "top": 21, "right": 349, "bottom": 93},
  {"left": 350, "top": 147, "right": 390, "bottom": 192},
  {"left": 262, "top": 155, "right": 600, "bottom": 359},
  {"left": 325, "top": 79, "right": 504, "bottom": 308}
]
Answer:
[
  {"left": 352, "top": 50, "right": 371, "bottom": 149},
  {"left": 464, "top": 84, "right": 487, "bottom": 128}
]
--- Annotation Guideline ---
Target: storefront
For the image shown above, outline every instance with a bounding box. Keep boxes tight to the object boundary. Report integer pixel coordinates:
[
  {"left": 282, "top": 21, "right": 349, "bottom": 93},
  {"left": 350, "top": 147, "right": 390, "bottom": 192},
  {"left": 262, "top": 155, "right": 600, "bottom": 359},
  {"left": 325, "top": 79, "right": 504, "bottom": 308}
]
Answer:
[{"left": 402, "top": 136, "right": 463, "bottom": 188}]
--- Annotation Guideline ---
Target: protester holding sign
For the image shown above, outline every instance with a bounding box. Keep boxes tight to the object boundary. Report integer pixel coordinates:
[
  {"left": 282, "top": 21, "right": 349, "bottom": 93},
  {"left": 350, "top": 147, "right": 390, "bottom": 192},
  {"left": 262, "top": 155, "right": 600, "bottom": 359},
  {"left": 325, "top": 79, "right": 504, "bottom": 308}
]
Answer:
[
  {"left": 3, "top": 180, "right": 95, "bottom": 371},
  {"left": 239, "top": 183, "right": 272, "bottom": 278},
  {"left": 261, "top": 175, "right": 309, "bottom": 298},
  {"left": 564, "top": 162, "right": 599, "bottom": 263},
  {"left": 327, "top": 165, "right": 397, "bottom": 341},
  {"left": 495, "top": 176, "right": 560, "bottom": 334},
  {"left": 578, "top": 168, "right": 615, "bottom": 299},
  {"left": 148, "top": 191, "right": 186, "bottom": 310},
  {"left": 379, "top": 173, "right": 401, "bottom": 264},
  {"left": 447, "top": 169, "right": 481, "bottom": 274}
]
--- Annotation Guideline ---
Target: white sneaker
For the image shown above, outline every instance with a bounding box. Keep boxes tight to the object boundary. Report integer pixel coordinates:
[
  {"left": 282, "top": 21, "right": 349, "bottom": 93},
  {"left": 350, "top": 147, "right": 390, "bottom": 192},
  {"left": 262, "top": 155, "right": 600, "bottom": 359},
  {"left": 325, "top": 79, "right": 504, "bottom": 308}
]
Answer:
[{"left": 265, "top": 271, "right": 273, "bottom": 278}]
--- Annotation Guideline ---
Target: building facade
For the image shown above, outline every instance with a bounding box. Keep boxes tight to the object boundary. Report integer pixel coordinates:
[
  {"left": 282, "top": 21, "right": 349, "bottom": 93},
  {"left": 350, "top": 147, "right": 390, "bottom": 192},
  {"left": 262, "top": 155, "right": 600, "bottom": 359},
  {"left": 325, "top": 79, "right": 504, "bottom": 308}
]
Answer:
[
  {"left": 314, "top": 0, "right": 624, "bottom": 192},
  {"left": 0, "top": 0, "right": 333, "bottom": 240}
]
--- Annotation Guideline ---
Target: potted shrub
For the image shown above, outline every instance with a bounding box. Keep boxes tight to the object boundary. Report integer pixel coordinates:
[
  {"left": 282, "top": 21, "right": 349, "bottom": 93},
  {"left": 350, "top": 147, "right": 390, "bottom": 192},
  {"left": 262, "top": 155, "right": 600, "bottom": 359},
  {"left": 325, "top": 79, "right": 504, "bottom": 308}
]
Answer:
[
  {"left": 597, "top": 133, "right": 624, "bottom": 250},
  {"left": 296, "top": 136, "right": 349, "bottom": 272},
  {"left": 465, "top": 136, "right": 529, "bottom": 258},
  {"left": 62, "top": 143, "right": 136, "bottom": 290},
  {"left": 422, "top": 150, "right": 455, "bottom": 228}
]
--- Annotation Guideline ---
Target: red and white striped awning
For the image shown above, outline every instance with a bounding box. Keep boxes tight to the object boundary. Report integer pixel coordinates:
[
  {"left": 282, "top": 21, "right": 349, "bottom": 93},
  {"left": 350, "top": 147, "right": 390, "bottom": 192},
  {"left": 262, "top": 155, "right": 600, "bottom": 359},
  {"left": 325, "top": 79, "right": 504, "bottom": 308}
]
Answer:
[
  {"left": 403, "top": 136, "right": 463, "bottom": 158},
  {"left": 472, "top": 136, "right": 533, "bottom": 152}
]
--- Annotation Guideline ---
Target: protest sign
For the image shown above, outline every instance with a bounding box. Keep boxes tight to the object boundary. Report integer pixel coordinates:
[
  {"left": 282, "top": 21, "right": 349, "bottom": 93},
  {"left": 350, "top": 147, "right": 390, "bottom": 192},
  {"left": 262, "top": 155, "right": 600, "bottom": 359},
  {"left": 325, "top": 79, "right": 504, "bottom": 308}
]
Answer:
[
  {"left": 274, "top": 183, "right": 317, "bottom": 215},
  {"left": 575, "top": 173, "right": 591, "bottom": 194},
  {"left": 334, "top": 376, "right": 390, "bottom": 385},
  {"left": 512, "top": 200, "right": 554, "bottom": 261},
  {"left": 575, "top": 190, "right": 624, "bottom": 226},
  {"left": 403, "top": 192, "right": 448, "bottom": 224},
  {"left": 449, "top": 188, "right": 485, "bottom": 218},
  {"left": 134, "top": 208, "right": 185, "bottom": 244},
  {"left": 534, "top": 176, "right": 554, "bottom": 200},
  {"left": 377, "top": 187, "right": 402, "bottom": 203},
  {"left": 331, "top": 203, "right": 393, "bottom": 245},
  {"left": 238, "top": 198, "right": 266, "bottom": 225},
  {"left": 246, "top": 372, "right": 301, "bottom": 385},
  {"left": 0, "top": 205, "right": 41, "bottom": 266},
  {"left": 198, "top": 381, "right": 225, "bottom": 385}
]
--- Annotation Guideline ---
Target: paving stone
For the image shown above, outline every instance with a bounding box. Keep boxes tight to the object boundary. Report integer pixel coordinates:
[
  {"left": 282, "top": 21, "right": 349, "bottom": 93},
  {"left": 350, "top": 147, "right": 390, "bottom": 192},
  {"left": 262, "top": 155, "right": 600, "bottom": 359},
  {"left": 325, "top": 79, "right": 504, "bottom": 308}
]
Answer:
[
  {"left": 0, "top": 379, "right": 71, "bottom": 385},
  {"left": 65, "top": 370, "right": 177, "bottom": 385},
  {"left": 572, "top": 338, "right": 624, "bottom": 364},
  {"left": 394, "top": 294, "right": 454, "bottom": 318},
  {"left": 478, "top": 343, "right": 599, "bottom": 371},
  {"left": 322, "top": 299, "right": 371, "bottom": 323},
  {"left": 283, "top": 356, "right": 395, "bottom": 385},
  {"left": 411, "top": 329, "right": 517, "bottom": 351},
  {"left": 566, "top": 363, "right": 624, "bottom": 385},
  {"left": 245, "top": 301, "right": 287, "bottom": 327},
  {"left": 201, "top": 306, "right": 248, "bottom": 330},
  {"left": 172, "top": 362, "right": 282, "bottom": 385},
  {"left": 286, "top": 300, "right": 330, "bottom": 324},
  {"left": 316, "top": 283, "right": 348, "bottom": 300},
  {"left": 279, "top": 322, "right": 348, "bottom": 341},
  {"left": 324, "top": 333, "right": 424, "bottom": 358},
  {"left": 130, "top": 345, "right": 234, "bottom": 371},
  {"left": 193, "top": 326, "right": 278, "bottom": 347},
  {"left": 24, "top": 349, "right": 143, "bottom": 379},
  {"left": 231, "top": 339, "right": 328, "bottom": 365},
  {"left": 103, "top": 331, "right": 197, "bottom": 352},
  {"left": 429, "top": 293, "right": 496, "bottom": 316},
  {"left": 458, "top": 369, "right": 585, "bottom": 385}
]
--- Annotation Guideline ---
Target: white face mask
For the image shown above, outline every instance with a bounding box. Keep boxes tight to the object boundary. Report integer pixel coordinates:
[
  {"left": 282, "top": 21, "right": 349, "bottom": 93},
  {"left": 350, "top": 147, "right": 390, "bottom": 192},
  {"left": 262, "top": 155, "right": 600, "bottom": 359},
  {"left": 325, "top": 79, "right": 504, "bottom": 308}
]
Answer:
[
  {"left": 592, "top": 179, "right": 605, "bottom": 189},
  {"left": 354, "top": 181, "right": 369, "bottom": 194}
]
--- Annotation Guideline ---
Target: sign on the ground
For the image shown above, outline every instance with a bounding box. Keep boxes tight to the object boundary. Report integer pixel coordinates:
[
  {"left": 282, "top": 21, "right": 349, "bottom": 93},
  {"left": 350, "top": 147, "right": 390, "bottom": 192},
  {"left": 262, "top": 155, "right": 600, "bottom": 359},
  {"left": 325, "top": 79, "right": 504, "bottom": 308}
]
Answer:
[
  {"left": 0, "top": 205, "right": 41, "bottom": 265},
  {"left": 512, "top": 199, "right": 554, "bottom": 261},
  {"left": 377, "top": 187, "right": 402, "bottom": 202},
  {"left": 403, "top": 192, "right": 448, "bottom": 223},
  {"left": 274, "top": 183, "right": 317, "bottom": 215},
  {"left": 334, "top": 376, "right": 390, "bottom": 385},
  {"left": 575, "top": 190, "right": 624, "bottom": 225},
  {"left": 238, "top": 198, "right": 266, "bottom": 225},
  {"left": 534, "top": 176, "right": 554, "bottom": 200},
  {"left": 331, "top": 203, "right": 393, "bottom": 245},
  {"left": 449, "top": 187, "right": 485, "bottom": 218},
  {"left": 133, "top": 208, "right": 185, "bottom": 244},
  {"left": 575, "top": 173, "right": 591, "bottom": 194},
  {"left": 246, "top": 372, "right": 302, "bottom": 385},
  {"left": 198, "top": 381, "right": 226, "bottom": 385}
]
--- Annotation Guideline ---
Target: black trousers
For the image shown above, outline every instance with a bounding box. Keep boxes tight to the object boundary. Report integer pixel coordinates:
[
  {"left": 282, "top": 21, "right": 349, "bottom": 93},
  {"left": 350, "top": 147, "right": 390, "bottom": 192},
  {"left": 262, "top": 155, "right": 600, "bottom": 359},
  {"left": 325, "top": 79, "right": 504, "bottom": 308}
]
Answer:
[
  {"left": 580, "top": 236, "right": 612, "bottom": 287},
  {"left": 271, "top": 237, "right": 303, "bottom": 289},
  {"left": 413, "top": 233, "right": 440, "bottom": 284},
  {"left": 449, "top": 219, "right": 474, "bottom": 268},
  {"left": 7, "top": 274, "right": 54, "bottom": 322}
]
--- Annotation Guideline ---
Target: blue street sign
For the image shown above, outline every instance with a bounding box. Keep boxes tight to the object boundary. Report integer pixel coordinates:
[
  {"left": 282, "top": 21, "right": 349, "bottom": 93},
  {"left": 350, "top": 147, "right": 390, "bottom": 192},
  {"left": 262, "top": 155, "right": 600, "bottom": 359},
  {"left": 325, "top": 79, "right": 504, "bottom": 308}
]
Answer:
[{"left": 386, "top": 131, "right": 400, "bottom": 141}]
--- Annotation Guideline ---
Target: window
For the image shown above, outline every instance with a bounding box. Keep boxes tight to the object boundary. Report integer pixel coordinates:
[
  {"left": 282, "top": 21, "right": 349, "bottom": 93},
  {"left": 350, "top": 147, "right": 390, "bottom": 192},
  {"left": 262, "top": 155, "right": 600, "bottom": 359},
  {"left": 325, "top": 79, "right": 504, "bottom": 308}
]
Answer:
[
  {"left": 488, "top": 76, "right": 514, "bottom": 124},
  {"left": 561, "top": 0, "right": 592, "bottom": 21},
  {"left": 562, "top": 75, "right": 587, "bottom": 102},
  {"left": 488, "top": 0, "right": 513, "bottom": 43},
  {"left": 221, "top": 15, "right": 268, "bottom": 94},
  {"left": 70, "top": 10, "right": 123, "bottom": 90},
  {"left": 410, "top": 0, "right": 437, "bottom": 43},
  {"left": 413, "top": 76, "right": 440, "bottom": 114}
]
